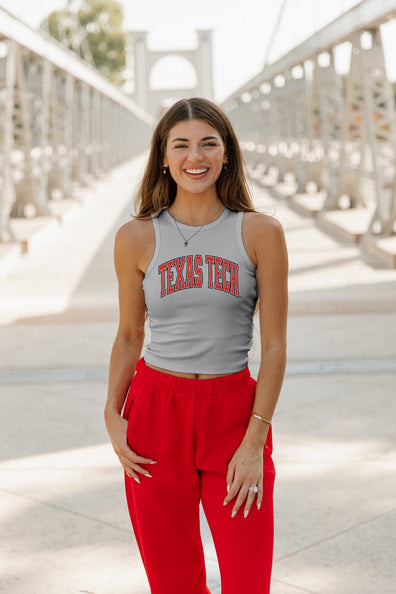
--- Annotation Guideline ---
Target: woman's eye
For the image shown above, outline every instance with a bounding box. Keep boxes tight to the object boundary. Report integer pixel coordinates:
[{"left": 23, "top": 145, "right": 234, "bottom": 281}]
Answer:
[{"left": 173, "top": 142, "right": 217, "bottom": 149}]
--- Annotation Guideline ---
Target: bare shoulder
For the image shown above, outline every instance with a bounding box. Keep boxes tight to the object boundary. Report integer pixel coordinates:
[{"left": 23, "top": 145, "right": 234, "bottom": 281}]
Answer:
[
  {"left": 114, "top": 217, "right": 155, "bottom": 273},
  {"left": 115, "top": 217, "right": 153, "bottom": 249},
  {"left": 243, "top": 211, "right": 284, "bottom": 238},
  {"left": 242, "top": 211, "right": 287, "bottom": 266}
]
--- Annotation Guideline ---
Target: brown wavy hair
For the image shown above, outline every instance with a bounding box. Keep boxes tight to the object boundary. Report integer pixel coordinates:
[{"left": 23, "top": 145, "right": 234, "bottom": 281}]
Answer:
[{"left": 134, "top": 97, "right": 255, "bottom": 218}]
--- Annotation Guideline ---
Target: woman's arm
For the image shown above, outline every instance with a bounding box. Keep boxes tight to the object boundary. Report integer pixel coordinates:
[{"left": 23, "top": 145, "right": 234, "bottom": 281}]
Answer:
[
  {"left": 223, "top": 213, "right": 288, "bottom": 517},
  {"left": 243, "top": 214, "right": 288, "bottom": 444},
  {"left": 104, "top": 220, "right": 157, "bottom": 482}
]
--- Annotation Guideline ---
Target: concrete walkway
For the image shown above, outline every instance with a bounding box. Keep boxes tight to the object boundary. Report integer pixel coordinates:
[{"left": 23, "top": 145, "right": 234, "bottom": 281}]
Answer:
[{"left": 0, "top": 154, "right": 395, "bottom": 594}]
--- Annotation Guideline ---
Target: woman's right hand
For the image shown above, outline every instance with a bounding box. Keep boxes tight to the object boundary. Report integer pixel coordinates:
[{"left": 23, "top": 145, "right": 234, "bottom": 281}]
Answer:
[{"left": 104, "top": 407, "right": 157, "bottom": 483}]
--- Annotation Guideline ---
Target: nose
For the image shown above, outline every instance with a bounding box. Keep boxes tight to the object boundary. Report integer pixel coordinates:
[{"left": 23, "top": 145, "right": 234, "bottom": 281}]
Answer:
[{"left": 187, "top": 145, "right": 204, "bottom": 161}]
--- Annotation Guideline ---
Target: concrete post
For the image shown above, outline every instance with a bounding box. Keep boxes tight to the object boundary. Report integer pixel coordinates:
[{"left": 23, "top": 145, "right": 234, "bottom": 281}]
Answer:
[
  {"left": 132, "top": 31, "right": 148, "bottom": 112},
  {"left": 0, "top": 39, "right": 17, "bottom": 241},
  {"left": 62, "top": 72, "right": 74, "bottom": 197},
  {"left": 33, "top": 59, "right": 52, "bottom": 215},
  {"left": 357, "top": 27, "right": 396, "bottom": 236},
  {"left": 312, "top": 51, "right": 344, "bottom": 208},
  {"left": 338, "top": 34, "right": 367, "bottom": 209},
  {"left": 197, "top": 30, "right": 213, "bottom": 99}
]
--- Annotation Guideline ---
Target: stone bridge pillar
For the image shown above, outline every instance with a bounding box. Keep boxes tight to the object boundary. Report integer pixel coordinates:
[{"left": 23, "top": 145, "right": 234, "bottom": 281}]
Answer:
[{"left": 130, "top": 29, "right": 213, "bottom": 118}]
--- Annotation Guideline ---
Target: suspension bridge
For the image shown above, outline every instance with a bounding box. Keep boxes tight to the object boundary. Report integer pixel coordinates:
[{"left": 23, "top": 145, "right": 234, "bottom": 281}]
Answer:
[{"left": 0, "top": 1, "right": 395, "bottom": 593}]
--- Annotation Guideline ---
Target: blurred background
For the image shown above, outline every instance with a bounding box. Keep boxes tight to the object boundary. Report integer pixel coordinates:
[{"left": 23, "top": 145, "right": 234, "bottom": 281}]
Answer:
[
  {"left": 0, "top": 0, "right": 372, "bottom": 102},
  {"left": 0, "top": 1, "right": 395, "bottom": 593},
  {"left": 4, "top": 0, "right": 396, "bottom": 101}
]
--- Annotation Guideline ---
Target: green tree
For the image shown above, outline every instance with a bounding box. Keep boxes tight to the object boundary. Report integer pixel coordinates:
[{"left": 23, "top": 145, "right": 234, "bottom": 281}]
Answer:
[{"left": 41, "top": 0, "right": 127, "bottom": 87}]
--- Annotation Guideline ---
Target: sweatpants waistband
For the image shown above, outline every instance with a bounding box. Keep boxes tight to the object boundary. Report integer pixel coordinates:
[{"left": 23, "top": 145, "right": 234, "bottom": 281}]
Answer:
[{"left": 135, "top": 358, "right": 251, "bottom": 395}]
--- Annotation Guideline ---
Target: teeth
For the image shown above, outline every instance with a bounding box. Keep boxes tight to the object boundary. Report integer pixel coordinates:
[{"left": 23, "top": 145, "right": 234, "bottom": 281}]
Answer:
[{"left": 186, "top": 168, "right": 208, "bottom": 174}]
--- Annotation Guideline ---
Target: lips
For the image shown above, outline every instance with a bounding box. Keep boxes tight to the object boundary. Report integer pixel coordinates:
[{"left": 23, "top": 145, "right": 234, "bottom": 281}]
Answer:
[{"left": 184, "top": 167, "right": 209, "bottom": 177}]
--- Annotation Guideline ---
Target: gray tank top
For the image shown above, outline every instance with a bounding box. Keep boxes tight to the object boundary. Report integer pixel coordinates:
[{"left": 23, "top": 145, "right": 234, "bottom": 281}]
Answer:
[{"left": 142, "top": 207, "right": 258, "bottom": 374}]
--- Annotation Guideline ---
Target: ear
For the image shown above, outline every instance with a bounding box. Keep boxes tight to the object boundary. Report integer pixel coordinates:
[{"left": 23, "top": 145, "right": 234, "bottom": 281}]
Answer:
[
  {"left": 163, "top": 158, "right": 168, "bottom": 167},
  {"left": 223, "top": 154, "right": 228, "bottom": 164}
]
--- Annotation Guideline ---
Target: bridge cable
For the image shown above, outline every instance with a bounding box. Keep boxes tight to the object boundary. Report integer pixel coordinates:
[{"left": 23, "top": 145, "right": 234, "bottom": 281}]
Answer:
[{"left": 263, "top": 0, "right": 289, "bottom": 68}]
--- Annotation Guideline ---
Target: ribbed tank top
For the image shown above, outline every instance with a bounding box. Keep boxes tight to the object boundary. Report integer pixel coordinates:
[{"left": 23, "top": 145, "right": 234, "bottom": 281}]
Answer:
[{"left": 142, "top": 207, "right": 258, "bottom": 374}]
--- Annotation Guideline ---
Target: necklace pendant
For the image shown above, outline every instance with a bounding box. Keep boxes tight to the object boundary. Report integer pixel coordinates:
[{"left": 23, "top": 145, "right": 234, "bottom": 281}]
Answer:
[{"left": 184, "top": 240, "right": 188, "bottom": 247}]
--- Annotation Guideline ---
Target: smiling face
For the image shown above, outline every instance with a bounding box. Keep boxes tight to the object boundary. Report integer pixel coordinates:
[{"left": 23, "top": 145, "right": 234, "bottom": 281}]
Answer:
[{"left": 163, "top": 119, "right": 227, "bottom": 199}]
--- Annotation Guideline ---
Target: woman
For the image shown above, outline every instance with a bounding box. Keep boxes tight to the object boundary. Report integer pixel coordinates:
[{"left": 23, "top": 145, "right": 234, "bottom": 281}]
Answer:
[{"left": 104, "top": 97, "right": 288, "bottom": 594}]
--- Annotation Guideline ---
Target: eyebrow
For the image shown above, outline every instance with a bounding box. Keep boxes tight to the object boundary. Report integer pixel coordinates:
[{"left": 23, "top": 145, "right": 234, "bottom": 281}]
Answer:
[{"left": 170, "top": 135, "right": 220, "bottom": 143}]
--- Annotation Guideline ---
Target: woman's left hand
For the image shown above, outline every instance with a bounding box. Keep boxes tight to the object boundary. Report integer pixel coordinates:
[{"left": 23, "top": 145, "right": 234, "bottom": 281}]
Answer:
[{"left": 223, "top": 439, "right": 264, "bottom": 518}]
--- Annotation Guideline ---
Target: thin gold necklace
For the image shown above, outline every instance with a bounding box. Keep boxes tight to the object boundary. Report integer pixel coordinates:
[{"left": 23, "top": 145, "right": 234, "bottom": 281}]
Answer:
[
  {"left": 170, "top": 205, "right": 224, "bottom": 247},
  {"left": 173, "top": 219, "right": 204, "bottom": 247}
]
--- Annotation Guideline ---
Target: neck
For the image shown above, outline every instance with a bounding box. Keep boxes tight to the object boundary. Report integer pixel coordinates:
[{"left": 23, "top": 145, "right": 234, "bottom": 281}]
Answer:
[{"left": 169, "top": 193, "right": 224, "bottom": 226}]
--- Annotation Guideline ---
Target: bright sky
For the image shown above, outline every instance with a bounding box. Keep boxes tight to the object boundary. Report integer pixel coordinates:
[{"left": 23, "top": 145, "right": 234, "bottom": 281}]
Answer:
[{"left": 3, "top": 0, "right": 396, "bottom": 101}]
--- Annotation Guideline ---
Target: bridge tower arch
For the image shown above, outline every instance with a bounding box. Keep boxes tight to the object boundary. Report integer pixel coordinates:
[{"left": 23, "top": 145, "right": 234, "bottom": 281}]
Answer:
[{"left": 131, "top": 30, "right": 213, "bottom": 118}]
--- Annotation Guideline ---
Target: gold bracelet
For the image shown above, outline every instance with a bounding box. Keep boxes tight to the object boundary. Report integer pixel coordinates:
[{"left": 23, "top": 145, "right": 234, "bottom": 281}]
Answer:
[{"left": 251, "top": 411, "right": 272, "bottom": 425}]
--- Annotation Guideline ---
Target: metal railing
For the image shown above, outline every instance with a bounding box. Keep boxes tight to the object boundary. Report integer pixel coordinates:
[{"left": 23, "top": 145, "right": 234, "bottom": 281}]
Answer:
[
  {"left": 222, "top": 0, "right": 396, "bottom": 260},
  {"left": 0, "top": 7, "right": 153, "bottom": 242}
]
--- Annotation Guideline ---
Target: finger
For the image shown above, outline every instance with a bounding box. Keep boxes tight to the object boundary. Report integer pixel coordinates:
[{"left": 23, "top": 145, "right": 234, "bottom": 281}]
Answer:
[
  {"left": 257, "top": 481, "right": 263, "bottom": 511},
  {"left": 127, "top": 448, "right": 157, "bottom": 465},
  {"left": 226, "top": 462, "right": 235, "bottom": 489},
  {"left": 230, "top": 484, "right": 249, "bottom": 518},
  {"left": 120, "top": 453, "right": 154, "bottom": 478},
  {"left": 124, "top": 459, "right": 153, "bottom": 480},
  {"left": 122, "top": 447, "right": 157, "bottom": 468},
  {"left": 243, "top": 489, "right": 257, "bottom": 518},
  {"left": 223, "top": 465, "right": 236, "bottom": 506},
  {"left": 115, "top": 441, "right": 157, "bottom": 467},
  {"left": 223, "top": 477, "right": 240, "bottom": 506},
  {"left": 121, "top": 434, "right": 157, "bottom": 463},
  {"left": 133, "top": 453, "right": 158, "bottom": 465},
  {"left": 127, "top": 459, "right": 154, "bottom": 478},
  {"left": 125, "top": 468, "right": 141, "bottom": 484}
]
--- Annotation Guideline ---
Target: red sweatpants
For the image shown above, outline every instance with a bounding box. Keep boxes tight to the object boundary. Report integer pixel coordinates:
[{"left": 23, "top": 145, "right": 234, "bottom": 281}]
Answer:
[{"left": 123, "top": 358, "right": 275, "bottom": 594}]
